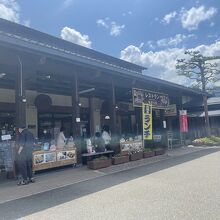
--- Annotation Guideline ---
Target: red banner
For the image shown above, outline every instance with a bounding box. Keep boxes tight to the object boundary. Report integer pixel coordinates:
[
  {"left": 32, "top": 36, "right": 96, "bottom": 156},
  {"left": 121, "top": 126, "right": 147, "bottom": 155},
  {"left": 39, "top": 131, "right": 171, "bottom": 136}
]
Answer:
[{"left": 180, "top": 110, "right": 188, "bottom": 133}]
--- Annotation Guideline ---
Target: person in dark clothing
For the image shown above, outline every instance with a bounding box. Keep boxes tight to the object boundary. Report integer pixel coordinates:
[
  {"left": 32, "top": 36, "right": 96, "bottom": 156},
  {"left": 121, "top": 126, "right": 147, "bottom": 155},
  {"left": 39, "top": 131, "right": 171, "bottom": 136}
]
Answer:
[
  {"left": 93, "top": 132, "right": 105, "bottom": 152},
  {"left": 17, "top": 124, "right": 35, "bottom": 185}
]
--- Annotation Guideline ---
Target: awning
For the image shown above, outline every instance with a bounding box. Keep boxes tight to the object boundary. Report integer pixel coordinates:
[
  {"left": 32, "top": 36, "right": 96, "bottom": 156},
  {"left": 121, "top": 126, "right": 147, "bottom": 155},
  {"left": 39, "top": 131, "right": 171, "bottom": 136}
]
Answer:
[{"left": 188, "top": 110, "right": 220, "bottom": 117}]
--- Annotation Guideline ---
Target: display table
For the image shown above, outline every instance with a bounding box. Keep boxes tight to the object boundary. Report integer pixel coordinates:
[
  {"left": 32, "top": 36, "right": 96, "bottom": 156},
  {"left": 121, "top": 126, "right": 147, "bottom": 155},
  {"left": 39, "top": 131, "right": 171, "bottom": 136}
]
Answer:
[{"left": 33, "top": 148, "right": 77, "bottom": 171}]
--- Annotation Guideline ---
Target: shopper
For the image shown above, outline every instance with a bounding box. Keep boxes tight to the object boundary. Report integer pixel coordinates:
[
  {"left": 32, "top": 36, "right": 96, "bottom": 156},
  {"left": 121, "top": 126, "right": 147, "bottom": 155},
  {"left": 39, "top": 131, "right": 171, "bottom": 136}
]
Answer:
[
  {"left": 17, "top": 124, "right": 35, "bottom": 185},
  {"left": 93, "top": 132, "right": 105, "bottom": 152},
  {"left": 57, "top": 127, "right": 66, "bottom": 148},
  {"left": 102, "top": 125, "right": 111, "bottom": 150}
]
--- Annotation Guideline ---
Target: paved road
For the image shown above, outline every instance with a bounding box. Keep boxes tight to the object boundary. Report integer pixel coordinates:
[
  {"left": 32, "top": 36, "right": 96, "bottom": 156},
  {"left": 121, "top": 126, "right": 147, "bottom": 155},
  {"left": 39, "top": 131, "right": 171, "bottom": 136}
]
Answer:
[{"left": 0, "top": 148, "right": 220, "bottom": 220}]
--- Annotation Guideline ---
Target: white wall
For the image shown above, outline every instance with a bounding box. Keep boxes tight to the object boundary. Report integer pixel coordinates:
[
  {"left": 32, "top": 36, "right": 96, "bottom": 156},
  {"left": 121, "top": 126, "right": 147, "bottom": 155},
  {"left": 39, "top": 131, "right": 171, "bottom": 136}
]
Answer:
[{"left": 0, "top": 88, "right": 15, "bottom": 103}]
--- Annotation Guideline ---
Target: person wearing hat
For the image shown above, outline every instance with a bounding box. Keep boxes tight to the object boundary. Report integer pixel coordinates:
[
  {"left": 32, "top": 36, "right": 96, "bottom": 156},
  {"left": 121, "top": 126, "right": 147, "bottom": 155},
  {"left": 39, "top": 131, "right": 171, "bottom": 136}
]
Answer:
[{"left": 16, "top": 123, "right": 35, "bottom": 185}]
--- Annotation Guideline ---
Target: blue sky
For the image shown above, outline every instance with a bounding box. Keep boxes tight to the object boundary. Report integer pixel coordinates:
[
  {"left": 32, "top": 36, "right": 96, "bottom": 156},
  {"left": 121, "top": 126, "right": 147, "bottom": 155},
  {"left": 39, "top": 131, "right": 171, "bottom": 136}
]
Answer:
[{"left": 1, "top": 0, "right": 220, "bottom": 85}]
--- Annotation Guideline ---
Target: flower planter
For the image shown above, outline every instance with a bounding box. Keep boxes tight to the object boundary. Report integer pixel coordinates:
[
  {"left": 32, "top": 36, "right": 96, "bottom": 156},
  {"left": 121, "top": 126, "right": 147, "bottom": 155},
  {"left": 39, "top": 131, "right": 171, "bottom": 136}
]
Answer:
[
  {"left": 154, "top": 149, "right": 166, "bottom": 156},
  {"left": 143, "top": 151, "right": 155, "bottom": 158},
  {"left": 87, "top": 159, "right": 111, "bottom": 170},
  {"left": 112, "top": 155, "right": 130, "bottom": 165},
  {"left": 129, "top": 152, "right": 143, "bottom": 161}
]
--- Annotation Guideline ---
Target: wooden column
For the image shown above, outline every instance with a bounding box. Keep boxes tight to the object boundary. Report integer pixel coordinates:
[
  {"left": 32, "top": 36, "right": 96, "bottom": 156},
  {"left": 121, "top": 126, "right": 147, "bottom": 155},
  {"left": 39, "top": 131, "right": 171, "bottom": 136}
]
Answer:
[
  {"left": 15, "top": 56, "right": 26, "bottom": 127},
  {"left": 89, "top": 97, "right": 95, "bottom": 136},
  {"left": 72, "top": 73, "right": 81, "bottom": 138},
  {"left": 109, "top": 79, "right": 116, "bottom": 135}
]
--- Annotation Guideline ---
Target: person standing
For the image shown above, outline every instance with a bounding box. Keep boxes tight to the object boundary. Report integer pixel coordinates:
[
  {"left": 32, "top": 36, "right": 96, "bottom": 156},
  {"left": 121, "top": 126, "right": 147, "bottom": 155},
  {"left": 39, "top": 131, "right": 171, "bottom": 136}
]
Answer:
[
  {"left": 102, "top": 125, "right": 111, "bottom": 150},
  {"left": 17, "top": 124, "right": 35, "bottom": 185},
  {"left": 57, "top": 127, "right": 66, "bottom": 149}
]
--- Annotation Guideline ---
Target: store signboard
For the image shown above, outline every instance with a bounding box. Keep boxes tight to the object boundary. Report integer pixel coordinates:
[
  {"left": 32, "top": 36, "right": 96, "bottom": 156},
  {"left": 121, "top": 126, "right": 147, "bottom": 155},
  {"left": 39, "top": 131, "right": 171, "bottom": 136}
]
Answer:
[
  {"left": 153, "top": 135, "right": 162, "bottom": 142},
  {"left": 57, "top": 150, "right": 76, "bottom": 161},
  {"left": 133, "top": 88, "right": 169, "bottom": 109},
  {"left": 180, "top": 110, "right": 188, "bottom": 133},
  {"left": 142, "top": 103, "right": 152, "bottom": 140},
  {"left": 165, "top": 104, "right": 177, "bottom": 117},
  {"left": 33, "top": 152, "right": 56, "bottom": 165},
  {"left": 1, "top": 134, "right": 11, "bottom": 141}
]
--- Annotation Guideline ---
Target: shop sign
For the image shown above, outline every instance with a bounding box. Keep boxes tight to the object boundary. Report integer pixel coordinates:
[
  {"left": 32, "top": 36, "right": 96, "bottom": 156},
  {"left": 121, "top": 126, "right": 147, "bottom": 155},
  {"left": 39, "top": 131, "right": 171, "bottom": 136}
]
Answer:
[
  {"left": 133, "top": 88, "right": 169, "bottom": 109},
  {"left": 142, "top": 103, "right": 152, "bottom": 140},
  {"left": 165, "top": 104, "right": 177, "bottom": 117},
  {"left": 180, "top": 110, "right": 188, "bottom": 133},
  {"left": 153, "top": 135, "right": 162, "bottom": 142},
  {"left": 1, "top": 134, "right": 11, "bottom": 141}
]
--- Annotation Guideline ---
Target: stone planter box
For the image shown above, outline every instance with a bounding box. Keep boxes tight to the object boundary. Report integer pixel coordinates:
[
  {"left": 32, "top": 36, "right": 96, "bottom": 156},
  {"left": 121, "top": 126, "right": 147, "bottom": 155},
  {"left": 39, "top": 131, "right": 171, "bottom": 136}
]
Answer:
[
  {"left": 154, "top": 149, "right": 166, "bottom": 156},
  {"left": 129, "top": 152, "right": 143, "bottom": 161},
  {"left": 87, "top": 159, "right": 111, "bottom": 170},
  {"left": 143, "top": 151, "right": 155, "bottom": 158},
  {"left": 112, "top": 155, "right": 130, "bottom": 165}
]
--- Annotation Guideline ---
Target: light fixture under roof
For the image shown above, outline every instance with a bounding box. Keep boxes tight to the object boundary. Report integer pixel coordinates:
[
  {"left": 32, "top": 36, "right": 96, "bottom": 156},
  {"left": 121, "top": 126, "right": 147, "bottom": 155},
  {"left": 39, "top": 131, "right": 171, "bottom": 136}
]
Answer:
[
  {"left": 45, "top": 75, "right": 51, "bottom": 79},
  {"left": 105, "top": 115, "right": 110, "bottom": 120},
  {"left": 0, "top": 73, "right": 6, "bottom": 78}
]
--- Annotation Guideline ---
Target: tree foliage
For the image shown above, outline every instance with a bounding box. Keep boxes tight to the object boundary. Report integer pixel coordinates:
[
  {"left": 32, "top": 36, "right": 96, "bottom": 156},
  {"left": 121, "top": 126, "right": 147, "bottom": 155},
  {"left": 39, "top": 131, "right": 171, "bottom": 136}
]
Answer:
[{"left": 176, "top": 50, "right": 220, "bottom": 92}]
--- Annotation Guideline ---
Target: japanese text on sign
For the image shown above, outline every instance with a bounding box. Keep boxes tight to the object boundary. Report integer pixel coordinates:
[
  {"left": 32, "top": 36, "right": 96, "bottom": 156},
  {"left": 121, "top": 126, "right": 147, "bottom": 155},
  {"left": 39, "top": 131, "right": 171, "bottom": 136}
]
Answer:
[
  {"left": 133, "top": 88, "right": 169, "bottom": 109},
  {"left": 142, "top": 103, "right": 152, "bottom": 140}
]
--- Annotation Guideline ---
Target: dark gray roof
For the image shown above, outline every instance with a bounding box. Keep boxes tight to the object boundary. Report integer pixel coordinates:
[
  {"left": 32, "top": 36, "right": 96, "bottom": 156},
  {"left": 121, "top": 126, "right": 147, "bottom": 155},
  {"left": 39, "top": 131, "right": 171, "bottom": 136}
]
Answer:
[
  {"left": 0, "top": 18, "right": 145, "bottom": 74},
  {"left": 184, "top": 96, "right": 220, "bottom": 108},
  {"left": 189, "top": 109, "right": 220, "bottom": 117},
  {"left": 0, "top": 18, "right": 206, "bottom": 96}
]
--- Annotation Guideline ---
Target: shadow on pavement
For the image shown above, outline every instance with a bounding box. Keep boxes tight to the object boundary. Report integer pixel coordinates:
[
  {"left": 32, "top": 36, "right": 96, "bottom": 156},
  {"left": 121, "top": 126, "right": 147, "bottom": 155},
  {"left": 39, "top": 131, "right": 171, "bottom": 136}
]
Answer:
[{"left": 0, "top": 148, "right": 219, "bottom": 220}]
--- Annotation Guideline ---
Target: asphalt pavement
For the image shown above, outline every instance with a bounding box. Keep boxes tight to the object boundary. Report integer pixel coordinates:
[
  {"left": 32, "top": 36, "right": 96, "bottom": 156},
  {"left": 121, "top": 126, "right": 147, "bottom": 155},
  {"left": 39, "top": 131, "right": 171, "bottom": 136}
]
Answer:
[{"left": 0, "top": 147, "right": 219, "bottom": 220}]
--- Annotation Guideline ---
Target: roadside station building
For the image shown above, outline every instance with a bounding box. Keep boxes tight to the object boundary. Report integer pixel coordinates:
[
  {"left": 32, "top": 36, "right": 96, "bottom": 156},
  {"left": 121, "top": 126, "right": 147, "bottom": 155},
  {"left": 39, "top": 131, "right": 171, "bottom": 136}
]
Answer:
[{"left": 0, "top": 18, "right": 205, "bottom": 147}]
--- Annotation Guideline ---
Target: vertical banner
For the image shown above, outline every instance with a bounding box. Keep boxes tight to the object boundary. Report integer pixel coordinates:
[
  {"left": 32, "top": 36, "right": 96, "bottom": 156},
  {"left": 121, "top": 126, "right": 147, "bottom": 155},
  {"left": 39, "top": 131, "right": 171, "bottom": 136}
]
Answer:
[
  {"left": 179, "top": 110, "right": 188, "bottom": 132},
  {"left": 142, "top": 103, "right": 152, "bottom": 140}
]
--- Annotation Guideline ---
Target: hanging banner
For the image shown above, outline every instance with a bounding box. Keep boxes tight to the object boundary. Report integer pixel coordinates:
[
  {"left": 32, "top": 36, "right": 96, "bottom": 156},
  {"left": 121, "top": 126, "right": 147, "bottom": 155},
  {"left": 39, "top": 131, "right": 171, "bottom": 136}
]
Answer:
[
  {"left": 133, "top": 88, "right": 169, "bottom": 109},
  {"left": 142, "top": 103, "right": 152, "bottom": 140},
  {"left": 180, "top": 110, "right": 188, "bottom": 133}
]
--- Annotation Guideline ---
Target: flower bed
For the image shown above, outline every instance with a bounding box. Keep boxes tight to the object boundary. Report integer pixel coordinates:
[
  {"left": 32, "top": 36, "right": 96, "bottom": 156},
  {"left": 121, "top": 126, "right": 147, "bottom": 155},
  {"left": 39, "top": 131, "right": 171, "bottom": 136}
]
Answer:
[
  {"left": 112, "top": 154, "right": 130, "bottom": 165},
  {"left": 87, "top": 156, "right": 112, "bottom": 169},
  {"left": 143, "top": 148, "right": 155, "bottom": 158},
  {"left": 129, "top": 151, "right": 143, "bottom": 161},
  {"left": 192, "top": 136, "right": 220, "bottom": 146},
  {"left": 154, "top": 148, "right": 166, "bottom": 156}
]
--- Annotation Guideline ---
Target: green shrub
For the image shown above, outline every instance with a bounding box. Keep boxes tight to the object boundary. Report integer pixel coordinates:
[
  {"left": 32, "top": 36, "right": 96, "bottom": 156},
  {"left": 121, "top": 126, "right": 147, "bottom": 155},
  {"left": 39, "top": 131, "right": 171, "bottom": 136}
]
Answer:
[
  {"left": 144, "top": 148, "right": 153, "bottom": 152},
  {"left": 93, "top": 156, "right": 109, "bottom": 161}
]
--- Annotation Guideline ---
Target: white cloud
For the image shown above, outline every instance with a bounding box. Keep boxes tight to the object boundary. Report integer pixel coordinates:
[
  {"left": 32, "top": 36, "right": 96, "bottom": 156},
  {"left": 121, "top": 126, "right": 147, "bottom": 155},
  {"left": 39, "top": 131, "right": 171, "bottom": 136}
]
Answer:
[
  {"left": 96, "top": 18, "right": 125, "bottom": 37},
  {"left": 157, "top": 34, "right": 196, "bottom": 47},
  {"left": 63, "top": 0, "right": 74, "bottom": 8},
  {"left": 110, "top": 22, "right": 125, "bottom": 37},
  {"left": 162, "top": 11, "right": 177, "bottom": 24},
  {"left": 120, "top": 41, "right": 220, "bottom": 85},
  {"left": 96, "top": 19, "right": 108, "bottom": 29},
  {"left": 147, "top": 40, "right": 155, "bottom": 49},
  {"left": 0, "top": 0, "right": 31, "bottom": 26},
  {"left": 0, "top": 0, "right": 20, "bottom": 23},
  {"left": 181, "top": 6, "right": 217, "bottom": 30},
  {"left": 60, "top": 27, "right": 92, "bottom": 48},
  {"left": 210, "top": 22, "right": 215, "bottom": 27},
  {"left": 122, "top": 11, "right": 132, "bottom": 16},
  {"left": 23, "top": 19, "right": 30, "bottom": 27}
]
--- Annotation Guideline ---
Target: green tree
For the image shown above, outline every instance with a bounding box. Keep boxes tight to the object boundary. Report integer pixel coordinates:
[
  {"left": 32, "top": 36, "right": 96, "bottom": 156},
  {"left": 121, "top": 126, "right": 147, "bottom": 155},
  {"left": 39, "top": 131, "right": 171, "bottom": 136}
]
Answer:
[{"left": 176, "top": 50, "right": 220, "bottom": 136}]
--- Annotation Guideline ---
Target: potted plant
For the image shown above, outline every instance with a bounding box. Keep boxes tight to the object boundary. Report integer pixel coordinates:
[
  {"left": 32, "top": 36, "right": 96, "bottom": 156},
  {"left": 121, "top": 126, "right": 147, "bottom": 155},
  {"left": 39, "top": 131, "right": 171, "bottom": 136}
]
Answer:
[
  {"left": 87, "top": 156, "right": 111, "bottom": 169},
  {"left": 154, "top": 147, "right": 166, "bottom": 156},
  {"left": 129, "top": 150, "right": 143, "bottom": 161},
  {"left": 112, "top": 153, "right": 129, "bottom": 165},
  {"left": 143, "top": 148, "right": 155, "bottom": 158}
]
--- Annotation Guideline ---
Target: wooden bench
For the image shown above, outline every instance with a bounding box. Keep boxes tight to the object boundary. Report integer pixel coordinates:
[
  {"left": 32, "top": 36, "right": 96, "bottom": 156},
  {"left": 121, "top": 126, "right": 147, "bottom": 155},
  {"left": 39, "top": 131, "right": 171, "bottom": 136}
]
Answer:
[{"left": 82, "top": 150, "right": 114, "bottom": 165}]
